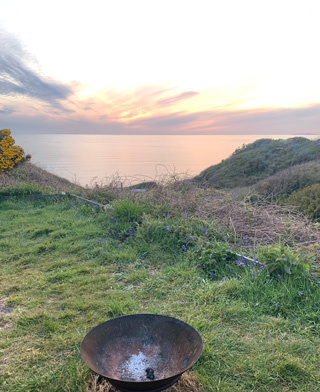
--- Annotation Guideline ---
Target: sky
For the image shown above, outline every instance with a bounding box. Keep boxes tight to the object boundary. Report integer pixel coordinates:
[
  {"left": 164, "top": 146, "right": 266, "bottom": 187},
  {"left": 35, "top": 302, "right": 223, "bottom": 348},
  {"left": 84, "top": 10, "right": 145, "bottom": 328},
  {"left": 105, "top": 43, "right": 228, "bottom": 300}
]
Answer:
[{"left": 0, "top": 0, "right": 320, "bottom": 135}]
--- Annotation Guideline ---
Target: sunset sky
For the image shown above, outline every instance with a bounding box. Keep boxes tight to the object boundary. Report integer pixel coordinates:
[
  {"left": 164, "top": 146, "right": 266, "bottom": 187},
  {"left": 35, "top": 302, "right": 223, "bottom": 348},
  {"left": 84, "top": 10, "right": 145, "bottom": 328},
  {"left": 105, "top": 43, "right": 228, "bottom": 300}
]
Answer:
[{"left": 1, "top": 0, "right": 319, "bottom": 135}]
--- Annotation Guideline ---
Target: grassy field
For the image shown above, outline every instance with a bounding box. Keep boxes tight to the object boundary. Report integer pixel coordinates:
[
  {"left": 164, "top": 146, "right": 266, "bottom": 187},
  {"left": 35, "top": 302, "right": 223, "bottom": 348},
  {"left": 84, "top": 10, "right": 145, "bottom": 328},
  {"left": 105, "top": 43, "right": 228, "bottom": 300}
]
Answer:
[{"left": 1, "top": 192, "right": 320, "bottom": 392}]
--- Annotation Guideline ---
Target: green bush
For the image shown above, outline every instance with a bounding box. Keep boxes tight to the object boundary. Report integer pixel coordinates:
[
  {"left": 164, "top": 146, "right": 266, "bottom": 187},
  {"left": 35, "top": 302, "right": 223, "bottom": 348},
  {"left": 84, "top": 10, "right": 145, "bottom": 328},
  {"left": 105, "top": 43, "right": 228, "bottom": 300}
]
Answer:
[
  {"left": 256, "top": 245, "right": 313, "bottom": 277},
  {"left": 285, "top": 184, "right": 320, "bottom": 219}
]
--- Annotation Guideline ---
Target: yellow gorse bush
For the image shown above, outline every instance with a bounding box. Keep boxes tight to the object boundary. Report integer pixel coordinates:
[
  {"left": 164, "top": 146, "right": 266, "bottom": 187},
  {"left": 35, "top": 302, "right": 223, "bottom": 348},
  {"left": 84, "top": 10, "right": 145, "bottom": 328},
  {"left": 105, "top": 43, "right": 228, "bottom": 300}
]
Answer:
[{"left": 0, "top": 129, "right": 25, "bottom": 172}]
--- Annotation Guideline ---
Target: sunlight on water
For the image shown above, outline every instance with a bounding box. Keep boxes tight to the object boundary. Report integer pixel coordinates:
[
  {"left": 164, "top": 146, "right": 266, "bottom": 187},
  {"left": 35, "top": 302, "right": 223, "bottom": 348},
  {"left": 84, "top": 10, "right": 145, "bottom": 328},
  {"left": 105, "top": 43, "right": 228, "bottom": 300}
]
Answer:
[{"left": 14, "top": 134, "right": 317, "bottom": 186}]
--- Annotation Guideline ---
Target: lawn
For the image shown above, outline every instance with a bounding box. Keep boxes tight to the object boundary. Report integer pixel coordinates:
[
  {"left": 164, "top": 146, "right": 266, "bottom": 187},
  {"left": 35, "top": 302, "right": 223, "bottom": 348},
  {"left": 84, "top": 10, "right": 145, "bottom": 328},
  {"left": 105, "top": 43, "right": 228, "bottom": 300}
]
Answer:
[{"left": 1, "top": 196, "right": 320, "bottom": 392}]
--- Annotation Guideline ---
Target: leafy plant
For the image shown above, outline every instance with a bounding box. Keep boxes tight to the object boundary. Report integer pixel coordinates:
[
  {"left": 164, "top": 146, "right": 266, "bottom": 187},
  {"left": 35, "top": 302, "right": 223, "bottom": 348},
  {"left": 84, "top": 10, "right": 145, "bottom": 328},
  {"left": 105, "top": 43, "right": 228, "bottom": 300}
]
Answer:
[
  {"left": 256, "top": 245, "right": 313, "bottom": 277},
  {"left": 194, "top": 241, "right": 237, "bottom": 279}
]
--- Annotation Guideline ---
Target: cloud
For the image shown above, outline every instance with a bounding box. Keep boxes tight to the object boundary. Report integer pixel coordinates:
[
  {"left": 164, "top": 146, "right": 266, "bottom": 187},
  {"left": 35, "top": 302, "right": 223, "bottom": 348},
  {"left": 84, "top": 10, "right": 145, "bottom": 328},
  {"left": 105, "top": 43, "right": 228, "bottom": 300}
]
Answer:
[
  {"left": 0, "top": 105, "right": 17, "bottom": 114},
  {"left": 0, "top": 28, "right": 73, "bottom": 110},
  {"left": 157, "top": 91, "right": 199, "bottom": 106},
  {"left": 5, "top": 103, "right": 320, "bottom": 136},
  {"left": 126, "top": 104, "right": 320, "bottom": 134}
]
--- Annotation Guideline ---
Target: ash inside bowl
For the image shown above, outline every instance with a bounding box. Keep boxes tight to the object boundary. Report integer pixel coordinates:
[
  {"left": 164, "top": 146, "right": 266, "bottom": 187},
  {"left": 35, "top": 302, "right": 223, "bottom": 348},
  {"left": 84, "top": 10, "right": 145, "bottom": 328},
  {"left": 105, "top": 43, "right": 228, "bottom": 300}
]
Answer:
[{"left": 119, "top": 351, "right": 168, "bottom": 382}]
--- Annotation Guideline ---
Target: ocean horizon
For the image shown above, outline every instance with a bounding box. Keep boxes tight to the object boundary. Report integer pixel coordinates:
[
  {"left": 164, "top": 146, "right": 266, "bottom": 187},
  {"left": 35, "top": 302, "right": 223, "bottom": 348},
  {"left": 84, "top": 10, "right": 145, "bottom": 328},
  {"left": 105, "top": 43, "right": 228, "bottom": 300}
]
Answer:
[{"left": 14, "top": 133, "right": 318, "bottom": 186}]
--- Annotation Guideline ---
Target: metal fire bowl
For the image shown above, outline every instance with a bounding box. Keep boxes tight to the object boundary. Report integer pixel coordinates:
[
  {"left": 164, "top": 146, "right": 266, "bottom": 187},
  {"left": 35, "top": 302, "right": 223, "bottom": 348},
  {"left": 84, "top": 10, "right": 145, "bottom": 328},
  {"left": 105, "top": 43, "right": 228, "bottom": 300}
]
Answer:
[{"left": 80, "top": 314, "right": 203, "bottom": 392}]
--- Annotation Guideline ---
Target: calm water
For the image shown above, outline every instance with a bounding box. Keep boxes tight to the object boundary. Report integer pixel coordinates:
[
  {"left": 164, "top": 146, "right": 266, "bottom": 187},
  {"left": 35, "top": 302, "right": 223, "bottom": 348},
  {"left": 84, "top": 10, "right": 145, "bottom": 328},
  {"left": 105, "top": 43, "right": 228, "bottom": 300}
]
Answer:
[{"left": 14, "top": 134, "right": 315, "bottom": 186}]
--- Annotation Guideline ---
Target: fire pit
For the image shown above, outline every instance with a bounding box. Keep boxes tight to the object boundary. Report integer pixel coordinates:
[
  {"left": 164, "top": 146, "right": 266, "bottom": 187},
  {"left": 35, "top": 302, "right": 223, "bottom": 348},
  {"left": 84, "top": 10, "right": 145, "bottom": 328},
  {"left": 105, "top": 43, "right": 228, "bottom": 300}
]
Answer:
[{"left": 80, "top": 314, "right": 203, "bottom": 392}]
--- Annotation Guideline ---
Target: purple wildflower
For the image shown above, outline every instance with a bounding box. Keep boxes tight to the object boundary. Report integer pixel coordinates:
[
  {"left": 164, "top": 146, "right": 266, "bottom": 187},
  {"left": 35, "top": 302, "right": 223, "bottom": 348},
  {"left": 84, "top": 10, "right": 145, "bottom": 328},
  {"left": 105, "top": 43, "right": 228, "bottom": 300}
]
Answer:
[
  {"left": 298, "top": 291, "right": 303, "bottom": 296},
  {"left": 165, "top": 225, "right": 171, "bottom": 231},
  {"left": 275, "top": 303, "right": 279, "bottom": 307}
]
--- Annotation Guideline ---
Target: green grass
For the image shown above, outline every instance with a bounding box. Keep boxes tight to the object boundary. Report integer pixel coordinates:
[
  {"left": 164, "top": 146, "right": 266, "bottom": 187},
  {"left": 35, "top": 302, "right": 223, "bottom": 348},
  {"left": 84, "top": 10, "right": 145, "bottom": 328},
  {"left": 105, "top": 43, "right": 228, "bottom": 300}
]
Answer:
[
  {"left": 195, "top": 137, "right": 320, "bottom": 188},
  {"left": 1, "top": 197, "right": 320, "bottom": 391}
]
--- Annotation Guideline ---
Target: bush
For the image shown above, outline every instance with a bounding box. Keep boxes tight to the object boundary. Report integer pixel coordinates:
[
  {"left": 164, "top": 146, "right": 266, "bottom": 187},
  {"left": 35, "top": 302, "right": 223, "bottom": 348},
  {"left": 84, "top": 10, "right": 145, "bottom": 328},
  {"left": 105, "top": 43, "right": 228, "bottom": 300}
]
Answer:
[
  {"left": 256, "top": 245, "right": 313, "bottom": 278},
  {"left": 285, "top": 184, "right": 320, "bottom": 220},
  {"left": 0, "top": 129, "right": 25, "bottom": 172}
]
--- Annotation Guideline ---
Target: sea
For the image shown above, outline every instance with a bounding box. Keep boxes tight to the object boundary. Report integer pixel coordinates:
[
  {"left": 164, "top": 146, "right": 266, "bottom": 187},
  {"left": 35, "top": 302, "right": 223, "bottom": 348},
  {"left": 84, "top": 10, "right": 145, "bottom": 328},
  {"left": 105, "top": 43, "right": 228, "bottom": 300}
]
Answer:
[{"left": 13, "top": 134, "right": 318, "bottom": 187}]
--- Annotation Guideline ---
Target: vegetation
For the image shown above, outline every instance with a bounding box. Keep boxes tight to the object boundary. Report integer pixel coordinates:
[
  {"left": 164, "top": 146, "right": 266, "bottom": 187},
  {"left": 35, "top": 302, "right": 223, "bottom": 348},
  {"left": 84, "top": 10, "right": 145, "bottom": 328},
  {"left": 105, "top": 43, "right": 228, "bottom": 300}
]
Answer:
[
  {"left": 1, "top": 136, "right": 320, "bottom": 391},
  {"left": 0, "top": 160, "right": 81, "bottom": 194},
  {"left": 0, "top": 129, "right": 28, "bottom": 173},
  {"left": 284, "top": 184, "right": 320, "bottom": 220},
  {"left": 1, "top": 184, "right": 320, "bottom": 391},
  {"left": 194, "top": 137, "right": 320, "bottom": 188}
]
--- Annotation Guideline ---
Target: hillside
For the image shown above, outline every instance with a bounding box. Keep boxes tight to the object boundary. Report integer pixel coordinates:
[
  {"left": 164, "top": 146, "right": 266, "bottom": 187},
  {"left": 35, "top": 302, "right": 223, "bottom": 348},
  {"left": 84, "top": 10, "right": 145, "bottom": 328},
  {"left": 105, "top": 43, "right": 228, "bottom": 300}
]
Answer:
[
  {"left": 194, "top": 137, "right": 320, "bottom": 188},
  {"left": 0, "top": 161, "right": 82, "bottom": 192}
]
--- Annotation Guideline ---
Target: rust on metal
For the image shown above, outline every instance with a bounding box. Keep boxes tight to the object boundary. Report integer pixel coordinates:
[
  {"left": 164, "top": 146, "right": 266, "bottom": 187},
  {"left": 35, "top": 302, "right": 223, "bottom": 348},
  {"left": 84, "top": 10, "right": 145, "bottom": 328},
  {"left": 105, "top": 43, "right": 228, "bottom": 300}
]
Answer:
[{"left": 80, "top": 314, "right": 203, "bottom": 392}]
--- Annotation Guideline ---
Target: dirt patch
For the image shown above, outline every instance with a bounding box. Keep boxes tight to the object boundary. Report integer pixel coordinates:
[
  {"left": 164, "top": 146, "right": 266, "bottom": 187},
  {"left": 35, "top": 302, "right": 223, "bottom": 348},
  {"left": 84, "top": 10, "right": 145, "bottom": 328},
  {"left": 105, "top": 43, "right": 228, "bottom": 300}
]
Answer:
[
  {"left": 0, "top": 298, "right": 14, "bottom": 331},
  {"left": 86, "top": 372, "right": 202, "bottom": 392}
]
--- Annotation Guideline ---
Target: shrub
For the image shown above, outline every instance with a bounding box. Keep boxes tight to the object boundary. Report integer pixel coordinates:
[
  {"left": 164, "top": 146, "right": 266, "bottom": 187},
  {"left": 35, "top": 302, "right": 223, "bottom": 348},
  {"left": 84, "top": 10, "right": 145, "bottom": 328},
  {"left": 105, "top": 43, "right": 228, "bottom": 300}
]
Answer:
[
  {"left": 0, "top": 129, "right": 25, "bottom": 172},
  {"left": 285, "top": 184, "right": 320, "bottom": 220},
  {"left": 256, "top": 245, "right": 313, "bottom": 278}
]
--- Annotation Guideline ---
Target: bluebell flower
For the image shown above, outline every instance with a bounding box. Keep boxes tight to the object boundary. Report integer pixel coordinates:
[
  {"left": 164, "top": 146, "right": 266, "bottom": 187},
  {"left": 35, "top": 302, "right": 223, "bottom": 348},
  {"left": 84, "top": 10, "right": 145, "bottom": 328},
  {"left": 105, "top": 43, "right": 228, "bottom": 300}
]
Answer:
[
  {"left": 98, "top": 238, "right": 104, "bottom": 244},
  {"left": 275, "top": 303, "right": 279, "bottom": 307},
  {"left": 165, "top": 225, "right": 171, "bottom": 231},
  {"left": 252, "top": 271, "right": 256, "bottom": 275},
  {"left": 259, "top": 266, "right": 264, "bottom": 271},
  {"left": 298, "top": 291, "right": 303, "bottom": 296}
]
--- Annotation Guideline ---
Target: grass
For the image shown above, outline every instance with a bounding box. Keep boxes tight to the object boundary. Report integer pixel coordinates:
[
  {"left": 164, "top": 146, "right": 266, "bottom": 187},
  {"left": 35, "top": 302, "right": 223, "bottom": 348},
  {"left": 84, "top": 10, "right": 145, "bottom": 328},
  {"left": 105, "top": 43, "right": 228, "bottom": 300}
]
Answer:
[{"left": 1, "top": 196, "right": 320, "bottom": 391}]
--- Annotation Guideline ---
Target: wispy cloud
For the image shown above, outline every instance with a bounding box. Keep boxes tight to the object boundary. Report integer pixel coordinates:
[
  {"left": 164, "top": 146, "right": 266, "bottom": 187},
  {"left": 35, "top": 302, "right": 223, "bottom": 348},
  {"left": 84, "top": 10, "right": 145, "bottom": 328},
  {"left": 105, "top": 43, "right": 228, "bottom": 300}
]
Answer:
[
  {"left": 0, "top": 28, "right": 73, "bottom": 110},
  {"left": 126, "top": 104, "right": 320, "bottom": 134},
  {"left": 157, "top": 91, "right": 199, "bottom": 106},
  {"left": 0, "top": 105, "right": 17, "bottom": 114}
]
